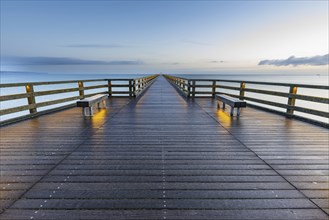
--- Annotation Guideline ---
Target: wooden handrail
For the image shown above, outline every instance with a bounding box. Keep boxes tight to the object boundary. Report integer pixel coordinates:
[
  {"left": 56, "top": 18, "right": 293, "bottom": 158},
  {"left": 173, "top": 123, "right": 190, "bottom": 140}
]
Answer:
[
  {"left": 133, "top": 74, "right": 159, "bottom": 97},
  {"left": 179, "top": 78, "right": 329, "bottom": 89},
  {"left": 164, "top": 74, "right": 329, "bottom": 127},
  {"left": 0, "top": 74, "right": 159, "bottom": 125}
]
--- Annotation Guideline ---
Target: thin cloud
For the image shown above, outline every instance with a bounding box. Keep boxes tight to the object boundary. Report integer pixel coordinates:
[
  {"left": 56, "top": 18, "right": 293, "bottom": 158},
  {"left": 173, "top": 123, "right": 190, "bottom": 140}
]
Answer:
[
  {"left": 258, "top": 54, "right": 329, "bottom": 66},
  {"left": 210, "top": 60, "right": 224, "bottom": 63},
  {"left": 163, "top": 62, "right": 180, "bottom": 65},
  {"left": 64, "top": 44, "right": 126, "bottom": 48},
  {"left": 3, "top": 56, "right": 143, "bottom": 65}
]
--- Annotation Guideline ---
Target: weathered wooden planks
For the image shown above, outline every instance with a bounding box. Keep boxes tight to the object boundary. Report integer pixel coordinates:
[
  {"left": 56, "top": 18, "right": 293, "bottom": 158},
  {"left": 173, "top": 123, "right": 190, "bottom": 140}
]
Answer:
[{"left": 0, "top": 76, "right": 328, "bottom": 219}]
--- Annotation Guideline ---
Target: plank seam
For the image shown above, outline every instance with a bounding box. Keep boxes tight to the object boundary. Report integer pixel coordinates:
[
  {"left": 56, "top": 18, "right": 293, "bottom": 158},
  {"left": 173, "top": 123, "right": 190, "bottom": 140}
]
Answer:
[
  {"left": 192, "top": 98, "right": 329, "bottom": 217},
  {"left": 0, "top": 98, "right": 135, "bottom": 217}
]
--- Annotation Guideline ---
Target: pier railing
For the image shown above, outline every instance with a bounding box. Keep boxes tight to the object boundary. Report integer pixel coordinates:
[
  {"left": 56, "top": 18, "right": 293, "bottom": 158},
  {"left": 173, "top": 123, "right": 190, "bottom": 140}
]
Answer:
[
  {"left": 164, "top": 74, "right": 329, "bottom": 127},
  {"left": 0, "top": 74, "right": 158, "bottom": 125}
]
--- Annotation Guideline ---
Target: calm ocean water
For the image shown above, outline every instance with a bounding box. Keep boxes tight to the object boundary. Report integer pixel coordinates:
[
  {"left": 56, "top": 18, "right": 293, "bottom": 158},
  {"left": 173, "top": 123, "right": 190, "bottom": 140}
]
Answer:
[
  {"left": 0, "top": 72, "right": 149, "bottom": 83},
  {"left": 1, "top": 71, "right": 328, "bottom": 84},
  {"left": 0, "top": 71, "right": 328, "bottom": 123}
]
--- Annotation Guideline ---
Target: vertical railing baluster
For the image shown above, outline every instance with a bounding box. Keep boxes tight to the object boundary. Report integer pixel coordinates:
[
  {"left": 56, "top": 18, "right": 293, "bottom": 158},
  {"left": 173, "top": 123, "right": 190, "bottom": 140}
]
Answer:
[
  {"left": 212, "top": 80, "right": 216, "bottom": 98},
  {"left": 133, "top": 80, "right": 136, "bottom": 97},
  {"left": 187, "top": 80, "right": 191, "bottom": 98},
  {"left": 239, "top": 82, "right": 246, "bottom": 100},
  {"left": 108, "top": 80, "right": 112, "bottom": 96},
  {"left": 192, "top": 80, "right": 196, "bottom": 98},
  {"left": 129, "top": 80, "right": 133, "bottom": 98},
  {"left": 26, "top": 84, "right": 37, "bottom": 114},
  {"left": 184, "top": 79, "right": 187, "bottom": 92},
  {"left": 287, "top": 85, "right": 297, "bottom": 116},
  {"left": 78, "top": 81, "right": 84, "bottom": 99}
]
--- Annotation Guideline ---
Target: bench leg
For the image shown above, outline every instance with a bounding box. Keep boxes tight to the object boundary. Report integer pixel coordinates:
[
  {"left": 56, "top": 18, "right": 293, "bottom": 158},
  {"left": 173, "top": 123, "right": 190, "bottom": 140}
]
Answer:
[
  {"left": 97, "top": 100, "right": 107, "bottom": 109},
  {"left": 83, "top": 108, "right": 86, "bottom": 116},
  {"left": 83, "top": 107, "right": 93, "bottom": 116},
  {"left": 230, "top": 107, "right": 234, "bottom": 116},
  {"left": 223, "top": 103, "right": 226, "bottom": 109},
  {"left": 217, "top": 101, "right": 220, "bottom": 109},
  {"left": 237, "top": 108, "right": 241, "bottom": 116},
  {"left": 102, "top": 100, "right": 107, "bottom": 108}
]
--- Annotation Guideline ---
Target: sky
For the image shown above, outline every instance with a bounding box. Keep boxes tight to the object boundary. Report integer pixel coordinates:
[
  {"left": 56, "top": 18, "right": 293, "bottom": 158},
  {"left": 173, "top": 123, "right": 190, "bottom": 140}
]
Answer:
[{"left": 1, "top": 0, "right": 328, "bottom": 75}]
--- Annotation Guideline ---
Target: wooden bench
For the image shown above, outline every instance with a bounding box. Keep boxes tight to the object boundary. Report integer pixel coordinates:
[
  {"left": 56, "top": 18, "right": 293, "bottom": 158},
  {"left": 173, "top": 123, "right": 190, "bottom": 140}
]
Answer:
[
  {"left": 216, "top": 94, "right": 247, "bottom": 116},
  {"left": 77, "top": 94, "right": 108, "bottom": 116}
]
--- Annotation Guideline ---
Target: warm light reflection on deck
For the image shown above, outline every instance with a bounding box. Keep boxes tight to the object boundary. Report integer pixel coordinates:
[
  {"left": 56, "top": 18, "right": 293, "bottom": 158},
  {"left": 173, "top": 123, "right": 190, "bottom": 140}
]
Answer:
[
  {"left": 91, "top": 108, "right": 107, "bottom": 127},
  {"left": 216, "top": 109, "right": 232, "bottom": 125}
]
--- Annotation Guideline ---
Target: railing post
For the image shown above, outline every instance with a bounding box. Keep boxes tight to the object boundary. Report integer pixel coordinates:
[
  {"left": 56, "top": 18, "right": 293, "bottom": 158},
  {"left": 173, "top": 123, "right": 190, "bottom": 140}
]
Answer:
[
  {"left": 129, "top": 80, "right": 133, "bottom": 98},
  {"left": 25, "top": 84, "right": 37, "bottom": 114},
  {"left": 108, "top": 80, "right": 112, "bottom": 96},
  {"left": 184, "top": 79, "right": 187, "bottom": 92},
  {"left": 187, "top": 80, "right": 191, "bottom": 98},
  {"left": 239, "top": 82, "right": 246, "bottom": 100},
  {"left": 78, "top": 81, "right": 84, "bottom": 99},
  {"left": 212, "top": 80, "right": 216, "bottom": 98},
  {"left": 132, "top": 80, "right": 136, "bottom": 97},
  {"left": 192, "top": 80, "right": 196, "bottom": 98},
  {"left": 287, "top": 85, "right": 297, "bottom": 116}
]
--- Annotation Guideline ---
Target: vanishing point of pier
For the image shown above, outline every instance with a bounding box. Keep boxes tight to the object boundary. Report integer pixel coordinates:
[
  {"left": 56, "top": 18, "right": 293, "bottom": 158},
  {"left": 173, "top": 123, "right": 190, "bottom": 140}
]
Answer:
[{"left": 0, "top": 76, "right": 328, "bottom": 219}]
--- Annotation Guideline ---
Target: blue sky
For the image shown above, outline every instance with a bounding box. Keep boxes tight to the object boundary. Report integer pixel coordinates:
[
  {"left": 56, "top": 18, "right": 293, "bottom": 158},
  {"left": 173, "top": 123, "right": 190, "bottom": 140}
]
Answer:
[{"left": 1, "top": 0, "right": 328, "bottom": 74}]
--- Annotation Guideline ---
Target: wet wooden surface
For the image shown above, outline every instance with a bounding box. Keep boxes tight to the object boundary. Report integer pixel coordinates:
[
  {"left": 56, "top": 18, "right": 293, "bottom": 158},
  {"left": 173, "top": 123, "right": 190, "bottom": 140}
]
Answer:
[{"left": 0, "top": 76, "right": 328, "bottom": 219}]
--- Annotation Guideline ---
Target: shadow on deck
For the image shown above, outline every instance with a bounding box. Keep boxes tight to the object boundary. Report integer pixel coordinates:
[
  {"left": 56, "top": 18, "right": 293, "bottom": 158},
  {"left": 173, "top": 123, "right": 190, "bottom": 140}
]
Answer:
[{"left": 0, "top": 76, "right": 328, "bottom": 219}]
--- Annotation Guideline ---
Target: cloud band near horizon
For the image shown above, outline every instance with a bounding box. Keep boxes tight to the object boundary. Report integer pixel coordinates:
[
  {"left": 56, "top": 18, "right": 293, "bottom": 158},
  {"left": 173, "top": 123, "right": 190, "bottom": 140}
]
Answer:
[
  {"left": 64, "top": 44, "right": 125, "bottom": 48},
  {"left": 2, "top": 56, "right": 143, "bottom": 65},
  {"left": 258, "top": 54, "right": 329, "bottom": 66}
]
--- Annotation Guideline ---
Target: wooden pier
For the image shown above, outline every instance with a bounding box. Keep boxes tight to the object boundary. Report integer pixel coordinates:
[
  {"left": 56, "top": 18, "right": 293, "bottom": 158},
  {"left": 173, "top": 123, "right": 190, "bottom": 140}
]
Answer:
[{"left": 0, "top": 76, "right": 328, "bottom": 219}]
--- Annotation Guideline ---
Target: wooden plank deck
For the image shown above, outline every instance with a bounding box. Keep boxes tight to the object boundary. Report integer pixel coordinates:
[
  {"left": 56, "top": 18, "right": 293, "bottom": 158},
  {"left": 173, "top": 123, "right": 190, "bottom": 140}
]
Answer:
[{"left": 0, "top": 76, "right": 328, "bottom": 219}]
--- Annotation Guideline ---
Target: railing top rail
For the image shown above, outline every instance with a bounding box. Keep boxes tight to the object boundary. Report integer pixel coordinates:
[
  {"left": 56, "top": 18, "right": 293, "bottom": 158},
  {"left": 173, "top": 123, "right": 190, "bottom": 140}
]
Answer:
[
  {"left": 163, "top": 75, "right": 189, "bottom": 81},
  {"left": 0, "top": 75, "right": 159, "bottom": 88},
  {"left": 133, "top": 75, "right": 158, "bottom": 81},
  {"left": 169, "top": 75, "right": 329, "bottom": 89}
]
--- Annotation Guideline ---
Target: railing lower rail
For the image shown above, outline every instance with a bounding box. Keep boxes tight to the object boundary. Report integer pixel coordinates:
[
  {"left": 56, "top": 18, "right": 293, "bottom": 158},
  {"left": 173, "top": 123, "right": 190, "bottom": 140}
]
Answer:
[
  {"left": 164, "top": 74, "right": 329, "bottom": 128},
  {"left": 0, "top": 74, "right": 159, "bottom": 125}
]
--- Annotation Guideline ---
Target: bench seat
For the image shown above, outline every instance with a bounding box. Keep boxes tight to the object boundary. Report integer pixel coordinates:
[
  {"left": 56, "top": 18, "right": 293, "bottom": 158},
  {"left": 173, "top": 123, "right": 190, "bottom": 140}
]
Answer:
[
  {"left": 216, "top": 94, "right": 246, "bottom": 116},
  {"left": 77, "top": 94, "right": 108, "bottom": 116}
]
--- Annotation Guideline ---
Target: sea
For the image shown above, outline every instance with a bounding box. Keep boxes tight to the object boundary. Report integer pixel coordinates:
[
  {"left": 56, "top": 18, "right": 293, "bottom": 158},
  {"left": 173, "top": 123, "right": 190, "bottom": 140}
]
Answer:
[{"left": 1, "top": 71, "right": 328, "bottom": 123}]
